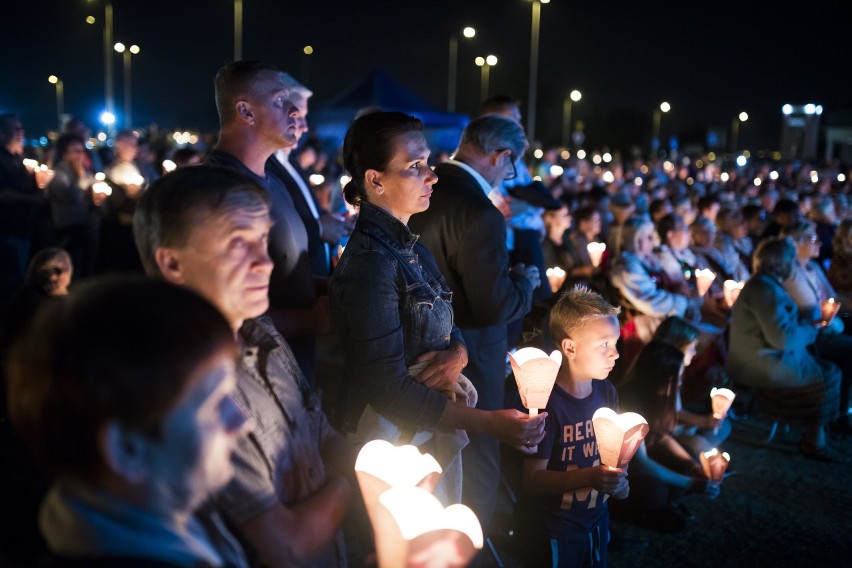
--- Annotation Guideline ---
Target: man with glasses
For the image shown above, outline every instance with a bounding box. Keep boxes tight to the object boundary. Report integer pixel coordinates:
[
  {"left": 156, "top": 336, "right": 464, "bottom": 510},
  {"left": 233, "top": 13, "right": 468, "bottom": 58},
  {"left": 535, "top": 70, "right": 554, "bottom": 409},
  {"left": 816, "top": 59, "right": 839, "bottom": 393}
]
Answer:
[{"left": 409, "top": 114, "right": 541, "bottom": 534}]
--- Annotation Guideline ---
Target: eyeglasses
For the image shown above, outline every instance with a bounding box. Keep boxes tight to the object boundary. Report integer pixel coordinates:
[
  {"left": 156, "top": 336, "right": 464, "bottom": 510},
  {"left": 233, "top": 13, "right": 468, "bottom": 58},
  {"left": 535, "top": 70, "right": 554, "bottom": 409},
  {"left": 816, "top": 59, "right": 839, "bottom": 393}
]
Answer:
[
  {"left": 497, "top": 148, "right": 517, "bottom": 180},
  {"left": 804, "top": 235, "right": 819, "bottom": 244}
]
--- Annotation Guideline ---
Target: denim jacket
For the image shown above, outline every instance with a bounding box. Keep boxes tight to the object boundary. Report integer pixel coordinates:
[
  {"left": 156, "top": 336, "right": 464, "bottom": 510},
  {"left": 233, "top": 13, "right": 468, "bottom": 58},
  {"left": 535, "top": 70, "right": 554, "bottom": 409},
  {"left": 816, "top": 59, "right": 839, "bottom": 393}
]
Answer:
[{"left": 330, "top": 201, "right": 465, "bottom": 432}]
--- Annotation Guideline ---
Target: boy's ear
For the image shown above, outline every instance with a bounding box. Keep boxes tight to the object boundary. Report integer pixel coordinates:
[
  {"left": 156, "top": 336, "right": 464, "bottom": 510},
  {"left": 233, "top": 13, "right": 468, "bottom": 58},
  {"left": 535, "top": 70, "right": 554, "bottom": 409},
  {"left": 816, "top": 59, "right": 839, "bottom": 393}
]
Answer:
[{"left": 561, "top": 337, "right": 576, "bottom": 359}]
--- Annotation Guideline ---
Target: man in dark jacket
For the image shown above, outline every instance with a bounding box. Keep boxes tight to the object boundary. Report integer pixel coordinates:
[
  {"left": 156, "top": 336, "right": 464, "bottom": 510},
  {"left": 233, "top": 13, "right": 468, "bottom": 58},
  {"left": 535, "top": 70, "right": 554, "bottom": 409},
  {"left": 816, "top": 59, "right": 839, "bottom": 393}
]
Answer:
[{"left": 409, "top": 114, "right": 540, "bottom": 529}]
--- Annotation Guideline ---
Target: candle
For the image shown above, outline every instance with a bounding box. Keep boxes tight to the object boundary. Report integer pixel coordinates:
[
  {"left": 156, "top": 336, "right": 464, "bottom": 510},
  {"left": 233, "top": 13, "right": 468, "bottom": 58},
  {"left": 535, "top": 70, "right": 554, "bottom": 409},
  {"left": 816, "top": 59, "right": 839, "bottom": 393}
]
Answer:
[
  {"left": 820, "top": 297, "right": 840, "bottom": 325},
  {"left": 92, "top": 181, "right": 113, "bottom": 196},
  {"left": 509, "top": 347, "right": 561, "bottom": 418},
  {"left": 710, "top": 387, "right": 736, "bottom": 420},
  {"left": 354, "top": 440, "right": 483, "bottom": 567},
  {"left": 545, "top": 267, "right": 567, "bottom": 293},
  {"left": 587, "top": 242, "right": 606, "bottom": 268},
  {"left": 592, "top": 408, "right": 650, "bottom": 469},
  {"left": 699, "top": 448, "right": 731, "bottom": 483},
  {"left": 694, "top": 268, "right": 716, "bottom": 297},
  {"left": 723, "top": 280, "right": 744, "bottom": 308}
]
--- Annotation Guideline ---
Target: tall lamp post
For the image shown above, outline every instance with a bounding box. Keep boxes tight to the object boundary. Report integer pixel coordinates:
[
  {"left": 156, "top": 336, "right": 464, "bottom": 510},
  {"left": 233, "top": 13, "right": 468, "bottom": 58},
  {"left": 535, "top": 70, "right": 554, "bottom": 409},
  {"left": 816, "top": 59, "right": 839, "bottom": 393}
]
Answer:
[
  {"left": 475, "top": 55, "right": 498, "bottom": 103},
  {"left": 114, "top": 42, "right": 140, "bottom": 129},
  {"left": 731, "top": 111, "right": 748, "bottom": 154},
  {"left": 48, "top": 75, "right": 64, "bottom": 130},
  {"left": 87, "top": 1, "right": 114, "bottom": 124},
  {"left": 234, "top": 0, "right": 243, "bottom": 61},
  {"left": 652, "top": 100, "right": 671, "bottom": 154},
  {"left": 302, "top": 45, "right": 314, "bottom": 84},
  {"left": 527, "top": 0, "right": 550, "bottom": 143},
  {"left": 447, "top": 26, "right": 476, "bottom": 112},
  {"left": 562, "top": 89, "right": 581, "bottom": 148}
]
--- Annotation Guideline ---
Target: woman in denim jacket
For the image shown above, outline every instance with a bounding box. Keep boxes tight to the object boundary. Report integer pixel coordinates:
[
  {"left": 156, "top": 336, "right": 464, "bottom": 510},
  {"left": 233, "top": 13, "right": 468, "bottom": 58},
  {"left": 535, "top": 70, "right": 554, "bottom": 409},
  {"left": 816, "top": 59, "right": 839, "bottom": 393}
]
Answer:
[{"left": 330, "top": 113, "right": 546, "bottom": 500}]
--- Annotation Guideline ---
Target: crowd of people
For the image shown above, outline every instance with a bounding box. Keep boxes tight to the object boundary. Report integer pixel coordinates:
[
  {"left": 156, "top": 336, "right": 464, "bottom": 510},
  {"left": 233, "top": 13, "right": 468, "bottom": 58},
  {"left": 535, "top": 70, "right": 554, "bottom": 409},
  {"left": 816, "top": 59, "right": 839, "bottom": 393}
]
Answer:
[{"left": 1, "top": 58, "right": 851, "bottom": 567}]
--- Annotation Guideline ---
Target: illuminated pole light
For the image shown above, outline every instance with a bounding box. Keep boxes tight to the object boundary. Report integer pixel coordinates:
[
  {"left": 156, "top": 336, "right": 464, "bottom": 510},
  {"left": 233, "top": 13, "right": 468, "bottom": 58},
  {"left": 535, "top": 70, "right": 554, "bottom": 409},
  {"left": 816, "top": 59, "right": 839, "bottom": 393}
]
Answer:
[
  {"left": 527, "top": 0, "right": 549, "bottom": 143},
  {"left": 447, "top": 26, "right": 475, "bottom": 112},
  {"left": 302, "top": 45, "right": 314, "bottom": 84},
  {"left": 115, "top": 42, "right": 140, "bottom": 129},
  {"left": 731, "top": 111, "right": 748, "bottom": 154},
  {"left": 562, "top": 89, "right": 582, "bottom": 148},
  {"left": 234, "top": 0, "right": 243, "bottom": 61},
  {"left": 98, "top": 1, "right": 115, "bottom": 127},
  {"left": 652, "top": 101, "right": 670, "bottom": 154},
  {"left": 475, "top": 56, "right": 497, "bottom": 102},
  {"left": 48, "top": 75, "right": 64, "bottom": 129}
]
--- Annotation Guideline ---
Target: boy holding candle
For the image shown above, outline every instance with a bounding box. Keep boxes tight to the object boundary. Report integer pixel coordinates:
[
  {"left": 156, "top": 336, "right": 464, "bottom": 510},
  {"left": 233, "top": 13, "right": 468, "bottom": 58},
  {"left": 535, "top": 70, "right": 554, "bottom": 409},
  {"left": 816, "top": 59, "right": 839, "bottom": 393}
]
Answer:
[{"left": 522, "top": 285, "right": 628, "bottom": 567}]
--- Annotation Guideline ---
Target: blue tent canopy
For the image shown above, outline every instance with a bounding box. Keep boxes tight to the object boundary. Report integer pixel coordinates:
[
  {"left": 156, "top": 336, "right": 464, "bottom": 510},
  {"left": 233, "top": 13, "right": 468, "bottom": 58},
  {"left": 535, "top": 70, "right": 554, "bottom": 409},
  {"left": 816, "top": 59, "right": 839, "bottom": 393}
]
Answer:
[{"left": 311, "top": 70, "right": 469, "bottom": 154}]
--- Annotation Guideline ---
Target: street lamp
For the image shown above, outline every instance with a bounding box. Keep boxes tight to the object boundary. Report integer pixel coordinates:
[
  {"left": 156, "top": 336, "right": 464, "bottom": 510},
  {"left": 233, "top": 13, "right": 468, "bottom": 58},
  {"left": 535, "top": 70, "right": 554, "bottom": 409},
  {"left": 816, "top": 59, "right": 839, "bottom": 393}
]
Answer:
[
  {"left": 652, "top": 101, "right": 671, "bottom": 154},
  {"left": 87, "top": 0, "right": 114, "bottom": 124},
  {"left": 234, "top": 0, "right": 242, "bottom": 61},
  {"left": 114, "top": 42, "right": 140, "bottom": 129},
  {"left": 527, "top": 0, "right": 550, "bottom": 143},
  {"left": 731, "top": 111, "right": 748, "bottom": 153},
  {"left": 562, "top": 89, "right": 581, "bottom": 148},
  {"left": 302, "top": 45, "right": 314, "bottom": 84},
  {"left": 475, "top": 55, "right": 497, "bottom": 103},
  {"left": 48, "top": 75, "right": 64, "bottom": 130},
  {"left": 447, "top": 26, "right": 476, "bottom": 112}
]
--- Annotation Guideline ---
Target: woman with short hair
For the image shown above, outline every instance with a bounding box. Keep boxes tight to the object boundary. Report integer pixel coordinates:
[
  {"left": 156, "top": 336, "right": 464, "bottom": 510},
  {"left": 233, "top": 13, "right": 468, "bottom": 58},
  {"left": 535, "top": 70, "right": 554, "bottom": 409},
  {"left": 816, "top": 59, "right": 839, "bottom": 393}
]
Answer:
[{"left": 726, "top": 237, "right": 846, "bottom": 462}]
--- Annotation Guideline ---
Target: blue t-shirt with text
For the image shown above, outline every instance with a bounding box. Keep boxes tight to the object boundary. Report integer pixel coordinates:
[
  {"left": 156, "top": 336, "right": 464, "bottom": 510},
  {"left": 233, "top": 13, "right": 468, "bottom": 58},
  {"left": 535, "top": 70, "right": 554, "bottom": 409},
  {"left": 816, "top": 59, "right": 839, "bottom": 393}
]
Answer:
[{"left": 532, "top": 379, "right": 620, "bottom": 534}]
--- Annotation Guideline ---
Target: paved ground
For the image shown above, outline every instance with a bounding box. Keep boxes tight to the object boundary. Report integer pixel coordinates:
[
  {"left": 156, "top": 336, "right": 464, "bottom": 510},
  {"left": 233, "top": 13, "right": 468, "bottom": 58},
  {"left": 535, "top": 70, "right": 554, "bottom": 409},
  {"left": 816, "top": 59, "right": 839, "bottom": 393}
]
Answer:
[{"left": 484, "top": 413, "right": 852, "bottom": 567}]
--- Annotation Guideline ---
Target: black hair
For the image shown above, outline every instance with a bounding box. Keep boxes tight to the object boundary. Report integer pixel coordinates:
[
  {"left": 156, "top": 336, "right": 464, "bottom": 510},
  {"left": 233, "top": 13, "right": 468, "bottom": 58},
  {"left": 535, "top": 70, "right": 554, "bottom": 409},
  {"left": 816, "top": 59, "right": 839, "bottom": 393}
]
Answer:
[
  {"left": 618, "top": 341, "right": 685, "bottom": 446},
  {"left": 54, "top": 133, "right": 85, "bottom": 161},
  {"left": 341, "top": 111, "right": 423, "bottom": 206}
]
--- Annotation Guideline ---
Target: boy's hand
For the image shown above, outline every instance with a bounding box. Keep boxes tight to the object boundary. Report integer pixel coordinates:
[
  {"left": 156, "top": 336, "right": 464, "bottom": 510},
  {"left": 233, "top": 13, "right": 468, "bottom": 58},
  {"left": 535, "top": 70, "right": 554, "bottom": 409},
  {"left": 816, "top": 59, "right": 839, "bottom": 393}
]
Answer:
[
  {"left": 586, "top": 465, "right": 627, "bottom": 494},
  {"left": 611, "top": 476, "right": 630, "bottom": 499}
]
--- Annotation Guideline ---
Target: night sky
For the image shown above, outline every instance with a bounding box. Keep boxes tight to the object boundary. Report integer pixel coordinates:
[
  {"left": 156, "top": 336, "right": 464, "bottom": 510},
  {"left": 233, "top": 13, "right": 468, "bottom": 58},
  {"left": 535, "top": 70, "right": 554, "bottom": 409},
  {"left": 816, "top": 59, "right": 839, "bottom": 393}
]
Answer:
[{"left": 3, "top": 0, "right": 850, "bottom": 153}]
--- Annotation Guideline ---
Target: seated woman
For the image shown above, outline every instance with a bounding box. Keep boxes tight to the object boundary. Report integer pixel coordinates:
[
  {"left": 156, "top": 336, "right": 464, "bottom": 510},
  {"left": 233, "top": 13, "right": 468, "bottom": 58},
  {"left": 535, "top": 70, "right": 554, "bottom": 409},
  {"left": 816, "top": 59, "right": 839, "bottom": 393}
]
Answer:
[
  {"left": 613, "top": 342, "right": 715, "bottom": 533},
  {"left": 714, "top": 207, "right": 753, "bottom": 280},
  {"left": 652, "top": 316, "right": 731, "bottom": 454},
  {"left": 5, "top": 277, "right": 249, "bottom": 566},
  {"left": 727, "top": 237, "right": 846, "bottom": 463},
  {"left": 608, "top": 215, "right": 704, "bottom": 345},
  {"left": 689, "top": 216, "right": 747, "bottom": 282},
  {"left": 828, "top": 219, "right": 852, "bottom": 307},
  {"left": 653, "top": 213, "right": 701, "bottom": 296},
  {"left": 781, "top": 220, "right": 852, "bottom": 432},
  {"left": 540, "top": 203, "right": 572, "bottom": 274},
  {"left": 329, "top": 112, "right": 546, "bottom": 503},
  {"left": 562, "top": 205, "right": 607, "bottom": 290}
]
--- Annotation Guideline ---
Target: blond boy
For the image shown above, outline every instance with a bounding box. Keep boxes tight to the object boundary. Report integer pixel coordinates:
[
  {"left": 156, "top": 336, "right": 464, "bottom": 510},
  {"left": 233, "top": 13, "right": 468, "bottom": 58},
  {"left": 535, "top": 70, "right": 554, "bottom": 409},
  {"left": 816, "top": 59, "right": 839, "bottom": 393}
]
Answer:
[{"left": 522, "top": 285, "right": 628, "bottom": 567}]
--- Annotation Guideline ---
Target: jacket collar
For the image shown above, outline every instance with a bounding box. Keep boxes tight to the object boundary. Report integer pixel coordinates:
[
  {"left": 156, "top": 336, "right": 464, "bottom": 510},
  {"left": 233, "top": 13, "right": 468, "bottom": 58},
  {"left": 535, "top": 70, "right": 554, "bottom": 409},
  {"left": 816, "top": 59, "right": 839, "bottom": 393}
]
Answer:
[{"left": 358, "top": 201, "right": 419, "bottom": 252}]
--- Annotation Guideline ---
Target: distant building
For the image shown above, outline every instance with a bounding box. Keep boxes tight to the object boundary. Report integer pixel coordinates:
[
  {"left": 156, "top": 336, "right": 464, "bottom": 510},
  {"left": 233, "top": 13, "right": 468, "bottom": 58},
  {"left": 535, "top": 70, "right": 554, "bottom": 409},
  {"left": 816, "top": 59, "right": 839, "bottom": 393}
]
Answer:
[{"left": 779, "top": 103, "right": 822, "bottom": 161}]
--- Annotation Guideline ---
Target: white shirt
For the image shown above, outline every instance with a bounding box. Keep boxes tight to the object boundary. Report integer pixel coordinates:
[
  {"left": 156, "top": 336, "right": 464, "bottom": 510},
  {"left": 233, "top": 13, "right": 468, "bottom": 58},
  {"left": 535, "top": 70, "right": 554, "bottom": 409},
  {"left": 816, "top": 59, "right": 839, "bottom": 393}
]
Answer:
[{"left": 274, "top": 149, "right": 319, "bottom": 220}]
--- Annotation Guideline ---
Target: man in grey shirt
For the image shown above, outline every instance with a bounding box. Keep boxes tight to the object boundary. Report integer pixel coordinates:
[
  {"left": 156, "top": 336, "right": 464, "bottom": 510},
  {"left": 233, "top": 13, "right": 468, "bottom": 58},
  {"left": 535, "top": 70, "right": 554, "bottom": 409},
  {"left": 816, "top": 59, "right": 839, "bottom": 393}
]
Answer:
[{"left": 134, "top": 165, "right": 353, "bottom": 567}]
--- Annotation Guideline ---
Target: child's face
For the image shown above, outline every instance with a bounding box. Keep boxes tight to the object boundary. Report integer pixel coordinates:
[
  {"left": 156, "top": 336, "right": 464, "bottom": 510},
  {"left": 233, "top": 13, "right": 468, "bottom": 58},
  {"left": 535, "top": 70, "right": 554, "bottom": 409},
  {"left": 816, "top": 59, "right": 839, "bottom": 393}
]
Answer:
[{"left": 562, "top": 315, "right": 620, "bottom": 380}]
